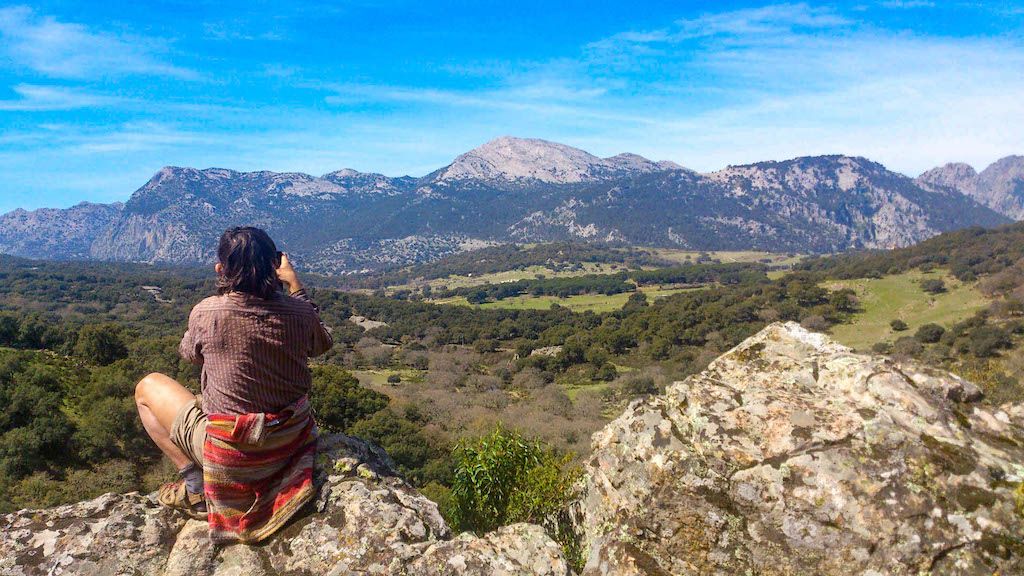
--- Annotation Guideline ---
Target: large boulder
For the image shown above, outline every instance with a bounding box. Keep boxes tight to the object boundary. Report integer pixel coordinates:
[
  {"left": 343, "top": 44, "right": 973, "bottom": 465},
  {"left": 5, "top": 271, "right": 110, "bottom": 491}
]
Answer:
[
  {"left": 577, "top": 322, "right": 1024, "bottom": 575},
  {"left": 0, "top": 434, "right": 569, "bottom": 576}
]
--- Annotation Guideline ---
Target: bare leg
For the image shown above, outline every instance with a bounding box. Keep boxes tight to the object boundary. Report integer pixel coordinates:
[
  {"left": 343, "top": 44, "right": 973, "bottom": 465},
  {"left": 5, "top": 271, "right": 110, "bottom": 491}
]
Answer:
[{"left": 135, "top": 372, "right": 196, "bottom": 470}]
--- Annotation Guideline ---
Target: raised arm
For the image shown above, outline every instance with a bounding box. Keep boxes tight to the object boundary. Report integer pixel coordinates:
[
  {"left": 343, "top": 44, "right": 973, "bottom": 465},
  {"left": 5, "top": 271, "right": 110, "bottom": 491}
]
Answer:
[{"left": 277, "top": 253, "right": 334, "bottom": 357}]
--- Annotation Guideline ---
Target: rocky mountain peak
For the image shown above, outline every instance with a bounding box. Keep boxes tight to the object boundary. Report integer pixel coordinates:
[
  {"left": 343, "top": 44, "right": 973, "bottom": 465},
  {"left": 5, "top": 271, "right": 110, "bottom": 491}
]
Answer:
[
  {"left": 706, "top": 154, "right": 884, "bottom": 193},
  {"left": 977, "top": 155, "right": 1024, "bottom": 195},
  {"left": 0, "top": 142, "right": 1014, "bottom": 271},
  {"left": 321, "top": 169, "right": 408, "bottom": 196},
  {"left": 918, "top": 156, "right": 1024, "bottom": 220},
  {"left": 918, "top": 162, "right": 979, "bottom": 193},
  {"left": 436, "top": 136, "right": 671, "bottom": 184},
  {"left": 323, "top": 168, "right": 363, "bottom": 179}
]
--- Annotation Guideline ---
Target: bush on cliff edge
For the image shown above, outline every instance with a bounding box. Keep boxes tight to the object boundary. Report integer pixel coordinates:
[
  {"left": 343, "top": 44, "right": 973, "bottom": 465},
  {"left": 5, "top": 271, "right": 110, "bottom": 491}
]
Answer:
[{"left": 448, "top": 426, "right": 584, "bottom": 569}]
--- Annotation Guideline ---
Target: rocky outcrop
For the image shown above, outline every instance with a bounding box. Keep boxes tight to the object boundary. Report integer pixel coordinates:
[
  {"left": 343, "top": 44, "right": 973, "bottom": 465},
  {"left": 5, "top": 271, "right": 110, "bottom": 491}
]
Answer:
[
  {"left": 577, "top": 322, "right": 1024, "bottom": 575},
  {"left": 0, "top": 434, "right": 569, "bottom": 576}
]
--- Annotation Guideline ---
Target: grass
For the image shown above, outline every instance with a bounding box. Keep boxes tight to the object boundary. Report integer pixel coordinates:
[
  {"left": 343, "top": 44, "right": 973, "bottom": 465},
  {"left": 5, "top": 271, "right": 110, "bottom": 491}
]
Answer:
[
  {"left": 352, "top": 368, "right": 427, "bottom": 388},
  {"left": 431, "top": 285, "right": 701, "bottom": 313},
  {"left": 388, "top": 262, "right": 628, "bottom": 294},
  {"left": 652, "top": 249, "right": 805, "bottom": 268},
  {"left": 822, "top": 269, "right": 990, "bottom": 350},
  {"left": 388, "top": 250, "right": 804, "bottom": 295}
]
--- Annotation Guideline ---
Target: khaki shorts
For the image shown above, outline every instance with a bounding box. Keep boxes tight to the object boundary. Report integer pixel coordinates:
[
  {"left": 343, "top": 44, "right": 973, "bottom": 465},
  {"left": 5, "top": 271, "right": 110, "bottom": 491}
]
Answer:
[{"left": 170, "top": 395, "right": 208, "bottom": 467}]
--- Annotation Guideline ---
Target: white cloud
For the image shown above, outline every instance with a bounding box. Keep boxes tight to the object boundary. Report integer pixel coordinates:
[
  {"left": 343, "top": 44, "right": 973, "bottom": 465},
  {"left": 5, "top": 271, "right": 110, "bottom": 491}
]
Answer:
[
  {"left": 586, "top": 3, "right": 849, "bottom": 65},
  {"left": 562, "top": 3, "right": 1024, "bottom": 174},
  {"left": 322, "top": 80, "right": 641, "bottom": 125},
  {"left": 0, "top": 84, "right": 121, "bottom": 111},
  {"left": 0, "top": 6, "right": 194, "bottom": 79}
]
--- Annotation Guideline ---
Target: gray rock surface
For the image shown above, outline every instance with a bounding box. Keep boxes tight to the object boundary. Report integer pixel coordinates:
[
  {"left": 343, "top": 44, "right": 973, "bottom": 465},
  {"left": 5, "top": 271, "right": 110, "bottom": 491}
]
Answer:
[
  {"left": 919, "top": 156, "right": 1024, "bottom": 220},
  {"left": 576, "top": 322, "right": 1024, "bottom": 575},
  {"left": 437, "top": 136, "right": 672, "bottom": 184},
  {"left": 0, "top": 434, "right": 569, "bottom": 576}
]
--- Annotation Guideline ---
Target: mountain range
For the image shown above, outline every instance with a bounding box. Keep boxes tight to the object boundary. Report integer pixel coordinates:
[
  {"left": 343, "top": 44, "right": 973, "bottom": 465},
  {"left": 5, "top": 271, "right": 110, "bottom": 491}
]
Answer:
[{"left": 1, "top": 136, "right": 1020, "bottom": 274}]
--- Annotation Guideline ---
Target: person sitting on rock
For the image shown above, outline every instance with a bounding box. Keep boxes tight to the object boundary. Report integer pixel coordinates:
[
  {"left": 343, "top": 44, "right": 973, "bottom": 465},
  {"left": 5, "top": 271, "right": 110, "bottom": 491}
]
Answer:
[{"left": 134, "top": 226, "right": 333, "bottom": 542}]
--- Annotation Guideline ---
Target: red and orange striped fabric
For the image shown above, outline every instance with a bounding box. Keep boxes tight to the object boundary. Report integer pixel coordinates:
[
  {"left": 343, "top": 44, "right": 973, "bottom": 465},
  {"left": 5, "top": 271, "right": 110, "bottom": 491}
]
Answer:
[{"left": 203, "top": 395, "right": 318, "bottom": 543}]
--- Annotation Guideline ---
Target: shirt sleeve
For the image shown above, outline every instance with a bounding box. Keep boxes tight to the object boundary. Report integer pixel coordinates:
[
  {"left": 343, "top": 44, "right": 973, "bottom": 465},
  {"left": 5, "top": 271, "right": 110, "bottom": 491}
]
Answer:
[
  {"left": 290, "top": 288, "right": 334, "bottom": 357},
  {"left": 178, "top": 307, "right": 205, "bottom": 365}
]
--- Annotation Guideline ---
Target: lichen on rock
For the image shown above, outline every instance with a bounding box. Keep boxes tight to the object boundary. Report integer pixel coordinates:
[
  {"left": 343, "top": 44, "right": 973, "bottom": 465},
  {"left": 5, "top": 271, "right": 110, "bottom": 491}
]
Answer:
[
  {"left": 575, "top": 322, "right": 1024, "bottom": 575},
  {"left": 0, "top": 434, "right": 569, "bottom": 576}
]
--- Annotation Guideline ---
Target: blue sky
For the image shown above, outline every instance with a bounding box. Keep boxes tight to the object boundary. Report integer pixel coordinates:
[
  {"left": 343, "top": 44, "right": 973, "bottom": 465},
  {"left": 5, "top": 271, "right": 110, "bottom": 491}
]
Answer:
[{"left": 1, "top": 1, "right": 1023, "bottom": 213}]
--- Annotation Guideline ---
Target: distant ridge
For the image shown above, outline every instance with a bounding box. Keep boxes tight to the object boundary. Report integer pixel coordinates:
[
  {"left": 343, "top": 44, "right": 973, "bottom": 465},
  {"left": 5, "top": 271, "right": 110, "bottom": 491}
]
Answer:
[
  {"left": 0, "top": 137, "right": 1013, "bottom": 274},
  {"left": 918, "top": 155, "right": 1024, "bottom": 220}
]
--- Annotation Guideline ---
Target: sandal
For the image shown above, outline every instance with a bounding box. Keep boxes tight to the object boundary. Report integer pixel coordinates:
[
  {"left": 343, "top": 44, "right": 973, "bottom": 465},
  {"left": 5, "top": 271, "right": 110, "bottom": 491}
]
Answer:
[{"left": 158, "top": 479, "right": 208, "bottom": 519}]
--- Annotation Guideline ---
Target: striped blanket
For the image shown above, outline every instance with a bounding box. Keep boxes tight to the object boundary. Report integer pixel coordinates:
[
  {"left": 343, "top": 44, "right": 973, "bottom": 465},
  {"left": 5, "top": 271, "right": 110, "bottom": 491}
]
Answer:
[{"left": 203, "top": 395, "right": 318, "bottom": 543}]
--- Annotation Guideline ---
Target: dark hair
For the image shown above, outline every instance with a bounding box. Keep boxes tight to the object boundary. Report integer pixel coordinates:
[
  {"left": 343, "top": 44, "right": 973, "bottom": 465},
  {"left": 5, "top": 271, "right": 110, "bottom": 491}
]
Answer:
[{"left": 216, "top": 227, "right": 282, "bottom": 299}]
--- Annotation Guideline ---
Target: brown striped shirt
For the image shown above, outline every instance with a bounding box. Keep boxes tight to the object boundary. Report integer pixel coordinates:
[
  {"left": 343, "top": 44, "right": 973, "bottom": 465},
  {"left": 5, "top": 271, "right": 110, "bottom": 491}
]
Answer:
[{"left": 179, "top": 288, "right": 333, "bottom": 415}]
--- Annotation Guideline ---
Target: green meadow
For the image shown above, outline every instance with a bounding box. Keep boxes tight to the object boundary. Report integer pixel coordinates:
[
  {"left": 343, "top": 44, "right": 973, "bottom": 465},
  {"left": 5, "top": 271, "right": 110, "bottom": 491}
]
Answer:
[
  {"left": 431, "top": 285, "right": 699, "bottom": 313},
  {"left": 822, "top": 269, "right": 990, "bottom": 350}
]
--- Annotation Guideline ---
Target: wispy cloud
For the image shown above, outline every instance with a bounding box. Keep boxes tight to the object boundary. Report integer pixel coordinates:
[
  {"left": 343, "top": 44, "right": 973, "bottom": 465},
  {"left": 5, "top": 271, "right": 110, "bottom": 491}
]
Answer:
[
  {"left": 202, "top": 20, "right": 284, "bottom": 42},
  {"left": 322, "top": 79, "right": 638, "bottom": 125},
  {"left": 586, "top": 3, "right": 848, "bottom": 65},
  {"left": 879, "top": 1, "right": 936, "bottom": 8},
  {"left": 554, "top": 2, "right": 1024, "bottom": 172},
  {"left": 0, "top": 84, "right": 121, "bottom": 111},
  {"left": 66, "top": 122, "right": 216, "bottom": 154},
  {"left": 0, "top": 6, "right": 195, "bottom": 79},
  {"left": 0, "top": 121, "right": 223, "bottom": 158}
]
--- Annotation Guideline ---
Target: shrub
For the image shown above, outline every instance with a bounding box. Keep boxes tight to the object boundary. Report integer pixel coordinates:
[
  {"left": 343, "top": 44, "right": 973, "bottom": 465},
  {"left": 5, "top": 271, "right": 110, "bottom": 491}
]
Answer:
[
  {"left": 892, "top": 336, "right": 923, "bottom": 357},
  {"left": 593, "top": 363, "right": 618, "bottom": 382},
  {"left": 409, "top": 355, "right": 430, "bottom": 370},
  {"left": 310, "top": 365, "right": 388, "bottom": 432},
  {"left": 968, "top": 326, "right": 1013, "bottom": 358},
  {"left": 800, "top": 315, "right": 829, "bottom": 333},
  {"left": 871, "top": 341, "right": 893, "bottom": 355},
  {"left": 449, "top": 426, "right": 583, "bottom": 569},
  {"left": 890, "top": 319, "right": 908, "bottom": 332},
  {"left": 0, "top": 314, "right": 19, "bottom": 346},
  {"left": 350, "top": 409, "right": 450, "bottom": 485},
  {"left": 474, "top": 339, "right": 498, "bottom": 353},
  {"left": 74, "top": 324, "right": 128, "bottom": 366},
  {"left": 387, "top": 373, "right": 401, "bottom": 384},
  {"left": 620, "top": 375, "right": 658, "bottom": 396},
  {"left": 921, "top": 278, "right": 947, "bottom": 294},
  {"left": 914, "top": 323, "right": 945, "bottom": 343}
]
